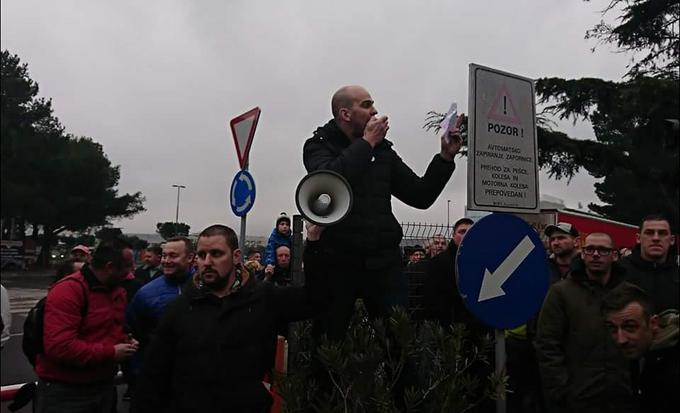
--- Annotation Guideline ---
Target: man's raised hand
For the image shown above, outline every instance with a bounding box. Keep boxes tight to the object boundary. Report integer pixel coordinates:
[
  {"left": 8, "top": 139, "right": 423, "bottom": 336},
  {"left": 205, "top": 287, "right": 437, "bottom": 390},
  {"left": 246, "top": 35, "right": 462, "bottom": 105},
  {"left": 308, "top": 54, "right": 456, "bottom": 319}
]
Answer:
[{"left": 440, "top": 113, "right": 464, "bottom": 161}]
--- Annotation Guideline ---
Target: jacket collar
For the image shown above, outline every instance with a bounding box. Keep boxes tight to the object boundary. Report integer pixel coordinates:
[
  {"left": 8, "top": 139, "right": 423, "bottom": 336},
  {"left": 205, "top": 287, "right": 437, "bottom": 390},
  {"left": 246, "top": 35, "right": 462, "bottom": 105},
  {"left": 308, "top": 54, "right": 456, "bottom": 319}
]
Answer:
[
  {"left": 568, "top": 256, "right": 626, "bottom": 289},
  {"left": 314, "top": 119, "right": 349, "bottom": 147},
  {"left": 185, "top": 264, "right": 255, "bottom": 302},
  {"left": 627, "top": 245, "right": 676, "bottom": 271},
  {"left": 162, "top": 271, "right": 192, "bottom": 285},
  {"left": 80, "top": 264, "right": 107, "bottom": 290}
]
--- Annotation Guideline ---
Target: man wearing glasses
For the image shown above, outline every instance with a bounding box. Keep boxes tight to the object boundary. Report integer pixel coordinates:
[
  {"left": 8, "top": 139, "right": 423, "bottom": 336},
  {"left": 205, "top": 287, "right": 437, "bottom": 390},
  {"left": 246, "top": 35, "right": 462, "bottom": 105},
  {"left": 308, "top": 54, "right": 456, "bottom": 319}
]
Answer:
[{"left": 536, "top": 233, "right": 637, "bottom": 413}]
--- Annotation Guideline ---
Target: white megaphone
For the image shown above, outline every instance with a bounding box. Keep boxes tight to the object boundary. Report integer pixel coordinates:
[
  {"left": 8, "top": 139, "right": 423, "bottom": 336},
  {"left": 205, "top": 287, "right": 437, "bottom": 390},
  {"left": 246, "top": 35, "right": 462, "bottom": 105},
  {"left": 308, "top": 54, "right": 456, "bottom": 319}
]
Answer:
[{"left": 295, "top": 170, "right": 353, "bottom": 226}]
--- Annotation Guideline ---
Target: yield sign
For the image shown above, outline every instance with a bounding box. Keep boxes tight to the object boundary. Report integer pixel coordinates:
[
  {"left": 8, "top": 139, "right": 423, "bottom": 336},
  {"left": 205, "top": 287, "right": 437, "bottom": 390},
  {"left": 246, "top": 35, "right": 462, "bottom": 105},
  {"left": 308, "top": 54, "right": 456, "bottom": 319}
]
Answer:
[
  {"left": 229, "top": 107, "right": 261, "bottom": 169},
  {"left": 487, "top": 83, "right": 521, "bottom": 125}
]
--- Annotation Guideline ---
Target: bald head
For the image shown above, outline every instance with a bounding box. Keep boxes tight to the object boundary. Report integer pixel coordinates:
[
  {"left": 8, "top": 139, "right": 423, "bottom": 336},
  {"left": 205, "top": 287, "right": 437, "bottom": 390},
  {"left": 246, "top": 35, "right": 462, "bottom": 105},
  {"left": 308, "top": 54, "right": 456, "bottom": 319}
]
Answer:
[
  {"left": 584, "top": 232, "right": 614, "bottom": 246},
  {"left": 331, "top": 85, "right": 369, "bottom": 118}
]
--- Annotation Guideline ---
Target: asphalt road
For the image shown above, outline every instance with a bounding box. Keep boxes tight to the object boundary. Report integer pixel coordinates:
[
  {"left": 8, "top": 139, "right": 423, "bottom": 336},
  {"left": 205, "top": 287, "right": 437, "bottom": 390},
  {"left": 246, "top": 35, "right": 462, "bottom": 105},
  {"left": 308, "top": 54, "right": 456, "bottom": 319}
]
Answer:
[{"left": 1, "top": 269, "right": 130, "bottom": 412}]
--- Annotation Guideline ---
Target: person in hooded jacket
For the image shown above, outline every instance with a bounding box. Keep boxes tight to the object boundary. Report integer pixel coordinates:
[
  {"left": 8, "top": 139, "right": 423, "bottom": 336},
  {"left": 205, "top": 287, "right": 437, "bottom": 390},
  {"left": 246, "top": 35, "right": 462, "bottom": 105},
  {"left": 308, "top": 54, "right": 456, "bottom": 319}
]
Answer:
[
  {"left": 303, "top": 85, "right": 463, "bottom": 340},
  {"left": 536, "top": 232, "right": 636, "bottom": 413},
  {"left": 132, "top": 223, "right": 328, "bottom": 413}
]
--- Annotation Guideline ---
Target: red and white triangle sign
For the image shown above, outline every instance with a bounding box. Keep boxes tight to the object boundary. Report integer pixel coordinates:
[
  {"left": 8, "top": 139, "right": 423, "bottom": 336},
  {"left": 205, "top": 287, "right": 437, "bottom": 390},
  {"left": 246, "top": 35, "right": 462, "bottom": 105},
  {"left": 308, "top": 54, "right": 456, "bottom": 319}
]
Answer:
[
  {"left": 487, "top": 83, "right": 521, "bottom": 125},
  {"left": 230, "top": 107, "right": 261, "bottom": 169}
]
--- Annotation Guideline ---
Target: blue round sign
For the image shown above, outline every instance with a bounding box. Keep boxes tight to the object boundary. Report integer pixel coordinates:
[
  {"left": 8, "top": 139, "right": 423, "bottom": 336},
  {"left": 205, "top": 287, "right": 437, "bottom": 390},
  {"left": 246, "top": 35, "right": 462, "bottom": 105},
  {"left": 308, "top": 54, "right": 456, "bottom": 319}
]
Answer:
[
  {"left": 230, "top": 170, "right": 256, "bottom": 217},
  {"left": 456, "top": 213, "right": 549, "bottom": 329}
]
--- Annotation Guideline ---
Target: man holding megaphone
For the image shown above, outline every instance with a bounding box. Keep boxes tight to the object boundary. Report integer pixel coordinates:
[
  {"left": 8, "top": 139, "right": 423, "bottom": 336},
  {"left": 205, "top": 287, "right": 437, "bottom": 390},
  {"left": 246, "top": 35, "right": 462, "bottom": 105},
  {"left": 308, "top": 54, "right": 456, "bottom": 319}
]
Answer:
[{"left": 302, "top": 85, "right": 463, "bottom": 340}]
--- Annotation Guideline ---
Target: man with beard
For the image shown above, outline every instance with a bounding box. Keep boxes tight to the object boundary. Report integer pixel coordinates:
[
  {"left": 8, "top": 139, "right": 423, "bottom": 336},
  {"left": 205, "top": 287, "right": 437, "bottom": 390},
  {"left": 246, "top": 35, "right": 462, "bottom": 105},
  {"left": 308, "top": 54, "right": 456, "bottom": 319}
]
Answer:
[
  {"left": 544, "top": 222, "right": 580, "bottom": 284},
  {"left": 132, "top": 224, "right": 327, "bottom": 413},
  {"left": 125, "top": 236, "right": 195, "bottom": 400},
  {"left": 34, "top": 239, "right": 138, "bottom": 413},
  {"left": 303, "top": 85, "right": 463, "bottom": 340},
  {"left": 536, "top": 233, "right": 636, "bottom": 413}
]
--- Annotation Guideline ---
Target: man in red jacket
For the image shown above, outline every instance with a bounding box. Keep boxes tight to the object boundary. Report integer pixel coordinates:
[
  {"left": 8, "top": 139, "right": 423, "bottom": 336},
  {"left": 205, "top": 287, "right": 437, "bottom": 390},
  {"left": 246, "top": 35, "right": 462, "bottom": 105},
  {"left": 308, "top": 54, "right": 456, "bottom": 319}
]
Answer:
[{"left": 34, "top": 238, "right": 139, "bottom": 413}]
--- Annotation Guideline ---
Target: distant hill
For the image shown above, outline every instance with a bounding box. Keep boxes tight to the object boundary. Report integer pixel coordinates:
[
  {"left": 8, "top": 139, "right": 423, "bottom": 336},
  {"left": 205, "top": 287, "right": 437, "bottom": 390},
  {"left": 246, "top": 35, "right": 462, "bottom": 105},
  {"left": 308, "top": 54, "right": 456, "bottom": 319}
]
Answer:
[
  {"left": 127, "top": 233, "right": 268, "bottom": 245},
  {"left": 127, "top": 233, "right": 164, "bottom": 244}
]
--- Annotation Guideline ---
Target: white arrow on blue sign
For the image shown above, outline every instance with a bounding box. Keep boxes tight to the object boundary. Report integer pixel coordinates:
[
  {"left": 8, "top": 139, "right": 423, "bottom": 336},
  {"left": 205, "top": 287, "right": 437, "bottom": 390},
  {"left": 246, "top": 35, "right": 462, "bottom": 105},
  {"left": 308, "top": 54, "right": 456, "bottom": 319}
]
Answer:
[
  {"left": 456, "top": 213, "right": 549, "bottom": 329},
  {"left": 230, "top": 170, "right": 256, "bottom": 217}
]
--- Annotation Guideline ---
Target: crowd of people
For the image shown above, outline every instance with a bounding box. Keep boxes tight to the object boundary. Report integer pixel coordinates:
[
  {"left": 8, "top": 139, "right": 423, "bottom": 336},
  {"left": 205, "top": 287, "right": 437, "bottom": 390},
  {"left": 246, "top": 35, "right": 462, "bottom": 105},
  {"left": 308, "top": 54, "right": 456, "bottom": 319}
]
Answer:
[
  {"left": 1, "top": 84, "right": 677, "bottom": 413},
  {"left": 408, "top": 214, "right": 678, "bottom": 413}
]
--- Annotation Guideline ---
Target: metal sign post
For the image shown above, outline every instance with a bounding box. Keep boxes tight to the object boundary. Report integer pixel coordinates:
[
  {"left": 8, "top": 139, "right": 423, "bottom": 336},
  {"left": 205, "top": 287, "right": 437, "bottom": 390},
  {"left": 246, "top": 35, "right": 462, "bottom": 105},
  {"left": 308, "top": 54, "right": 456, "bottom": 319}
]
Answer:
[
  {"left": 495, "top": 329, "right": 507, "bottom": 413},
  {"left": 456, "top": 213, "right": 550, "bottom": 413},
  {"left": 229, "top": 108, "right": 261, "bottom": 253},
  {"left": 239, "top": 162, "right": 248, "bottom": 255}
]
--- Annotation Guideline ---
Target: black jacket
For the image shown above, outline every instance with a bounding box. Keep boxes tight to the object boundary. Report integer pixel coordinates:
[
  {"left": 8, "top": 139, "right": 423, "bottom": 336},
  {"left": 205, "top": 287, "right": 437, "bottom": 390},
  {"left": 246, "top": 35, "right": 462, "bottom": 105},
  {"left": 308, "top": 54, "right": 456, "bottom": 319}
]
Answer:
[
  {"left": 620, "top": 246, "right": 679, "bottom": 312},
  {"left": 131, "top": 242, "right": 326, "bottom": 413},
  {"left": 303, "top": 120, "right": 455, "bottom": 268},
  {"left": 134, "top": 265, "right": 162, "bottom": 284},
  {"left": 633, "top": 341, "right": 680, "bottom": 413},
  {"left": 423, "top": 242, "right": 462, "bottom": 325},
  {"left": 422, "top": 241, "right": 488, "bottom": 336}
]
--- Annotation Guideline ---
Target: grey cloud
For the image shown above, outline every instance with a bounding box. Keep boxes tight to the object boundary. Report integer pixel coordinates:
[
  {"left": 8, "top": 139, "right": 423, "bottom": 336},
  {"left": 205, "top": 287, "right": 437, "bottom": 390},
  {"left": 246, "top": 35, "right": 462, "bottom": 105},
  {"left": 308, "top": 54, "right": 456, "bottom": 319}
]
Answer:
[{"left": 1, "top": 0, "right": 630, "bottom": 236}]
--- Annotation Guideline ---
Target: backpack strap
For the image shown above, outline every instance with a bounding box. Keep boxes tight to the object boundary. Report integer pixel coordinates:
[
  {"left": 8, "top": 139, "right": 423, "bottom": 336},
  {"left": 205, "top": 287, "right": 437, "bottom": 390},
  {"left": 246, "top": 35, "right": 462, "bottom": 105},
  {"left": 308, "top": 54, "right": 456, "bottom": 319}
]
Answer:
[{"left": 54, "top": 274, "right": 89, "bottom": 320}]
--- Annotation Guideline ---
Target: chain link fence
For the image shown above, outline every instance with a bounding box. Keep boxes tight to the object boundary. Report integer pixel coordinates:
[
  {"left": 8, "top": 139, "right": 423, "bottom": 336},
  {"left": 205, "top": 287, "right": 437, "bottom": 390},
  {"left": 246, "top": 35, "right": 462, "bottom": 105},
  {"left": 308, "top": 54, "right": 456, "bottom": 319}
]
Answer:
[
  {"left": 400, "top": 222, "right": 452, "bottom": 320},
  {"left": 400, "top": 221, "right": 453, "bottom": 246}
]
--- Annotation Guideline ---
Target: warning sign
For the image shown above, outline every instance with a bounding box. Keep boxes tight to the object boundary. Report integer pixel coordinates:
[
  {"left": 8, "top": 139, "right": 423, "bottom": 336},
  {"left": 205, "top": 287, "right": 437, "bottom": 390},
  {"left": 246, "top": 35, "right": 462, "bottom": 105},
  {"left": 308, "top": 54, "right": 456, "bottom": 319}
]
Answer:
[
  {"left": 467, "top": 64, "right": 539, "bottom": 214},
  {"left": 487, "top": 83, "right": 521, "bottom": 125}
]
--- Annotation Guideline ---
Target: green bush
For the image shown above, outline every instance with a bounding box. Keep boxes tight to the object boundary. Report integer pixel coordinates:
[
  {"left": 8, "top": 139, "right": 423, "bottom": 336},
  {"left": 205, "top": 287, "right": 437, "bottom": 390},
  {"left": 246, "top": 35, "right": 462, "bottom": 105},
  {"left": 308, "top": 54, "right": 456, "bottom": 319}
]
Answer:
[{"left": 278, "top": 300, "right": 506, "bottom": 413}]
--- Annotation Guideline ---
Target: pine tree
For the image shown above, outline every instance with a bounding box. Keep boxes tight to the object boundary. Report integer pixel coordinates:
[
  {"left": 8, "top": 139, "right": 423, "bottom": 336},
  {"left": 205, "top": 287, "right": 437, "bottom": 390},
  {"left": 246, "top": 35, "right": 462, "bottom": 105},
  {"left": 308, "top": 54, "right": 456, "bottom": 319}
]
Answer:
[{"left": 278, "top": 301, "right": 505, "bottom": 412}]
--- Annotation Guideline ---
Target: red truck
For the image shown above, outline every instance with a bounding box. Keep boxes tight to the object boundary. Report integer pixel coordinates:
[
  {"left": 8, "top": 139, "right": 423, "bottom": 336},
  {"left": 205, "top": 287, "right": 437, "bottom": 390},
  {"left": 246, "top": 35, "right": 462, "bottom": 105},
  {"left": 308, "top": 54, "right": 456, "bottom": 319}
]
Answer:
[{"left": 516, "top": 208, "right": 639, "bottom": 249}]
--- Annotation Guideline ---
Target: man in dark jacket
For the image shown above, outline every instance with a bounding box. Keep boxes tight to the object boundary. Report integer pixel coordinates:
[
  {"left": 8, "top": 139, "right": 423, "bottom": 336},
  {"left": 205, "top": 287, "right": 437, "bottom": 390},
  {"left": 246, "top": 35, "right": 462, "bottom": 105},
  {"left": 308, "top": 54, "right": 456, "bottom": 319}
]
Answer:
[
  {"left": 545, "top": 221, "right": 580, "bottom": 284},
  {"left": 133, "top": 245, "right": 162, "bottom": 284},
  {"left": 264, "top": 245, "right": 292, "bottom": 286},
  {"left": 602, "top": 282, "right": 679, "bottom": 413},
  {"left": 620, "top": 214, "right": 678, "bottom": 312},
  {"left": 132, "top": 224, "right": 326, "bottom": 413},
  {"left": 423, "top": 217, "right": 474, "bottom": 328},
  {"left": 303, "top": 85, "right": 463, "bottom": 339},
  {"left": 536, "top": 232, "right": 636, "bottom": 413}
]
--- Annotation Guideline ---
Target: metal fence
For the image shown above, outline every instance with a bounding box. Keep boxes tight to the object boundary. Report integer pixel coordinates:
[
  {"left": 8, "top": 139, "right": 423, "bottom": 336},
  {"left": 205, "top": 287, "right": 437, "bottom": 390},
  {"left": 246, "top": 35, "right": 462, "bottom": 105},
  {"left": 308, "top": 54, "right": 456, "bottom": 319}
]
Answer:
[
  {"left": 400, "top": 222, "right": 452, "bottom": 320},
  {"left": 400, "top": 222, "right": 452, "bottom": 247}
]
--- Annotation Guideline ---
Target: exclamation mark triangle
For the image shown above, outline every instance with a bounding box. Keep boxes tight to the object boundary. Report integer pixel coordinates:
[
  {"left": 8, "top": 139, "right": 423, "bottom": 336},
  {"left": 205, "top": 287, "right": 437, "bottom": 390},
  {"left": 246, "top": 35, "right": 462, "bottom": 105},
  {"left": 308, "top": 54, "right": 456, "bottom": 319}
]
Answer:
[{"left": 487, "top": 83, "right": 522, "bottom": 125}]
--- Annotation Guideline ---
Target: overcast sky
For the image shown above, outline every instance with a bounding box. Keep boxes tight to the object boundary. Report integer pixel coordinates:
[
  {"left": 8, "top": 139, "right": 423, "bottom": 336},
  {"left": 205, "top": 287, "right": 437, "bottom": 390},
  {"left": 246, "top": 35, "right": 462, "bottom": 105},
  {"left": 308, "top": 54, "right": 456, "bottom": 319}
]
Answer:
[{"left": 1, "top": 0, "right": 632, "bottom": 237}]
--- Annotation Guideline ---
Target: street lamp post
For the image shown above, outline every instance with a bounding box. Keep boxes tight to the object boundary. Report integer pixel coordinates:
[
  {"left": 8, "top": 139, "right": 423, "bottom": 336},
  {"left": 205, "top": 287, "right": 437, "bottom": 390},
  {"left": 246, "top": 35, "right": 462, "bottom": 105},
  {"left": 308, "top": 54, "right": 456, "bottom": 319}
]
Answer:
[
  {"left": 172, "top": 185, "right": 186, "bottom": 224},
  {"left": 447, "top": 199, "right": 451, "bottom": 229}
]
